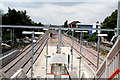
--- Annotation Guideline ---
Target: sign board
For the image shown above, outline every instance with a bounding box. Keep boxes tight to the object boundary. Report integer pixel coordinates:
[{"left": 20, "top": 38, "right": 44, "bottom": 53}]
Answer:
[
  {"left": 98, "top": 34, "right": 107, "bottom": 37},
  {"left": 44, "top": 55, "right": 51, "bottom": 58},
  {"left": 76, "top": 40, "right": 78, "bottom": 42},
  {"left": 47, "top": 73, "right": 54, "bottom": 78},
  {"left": 77, "top": 56, "right": 83, "bottom": 59},
  {"left": 47, "top": 56, "right": 51, "bottom": 58}
]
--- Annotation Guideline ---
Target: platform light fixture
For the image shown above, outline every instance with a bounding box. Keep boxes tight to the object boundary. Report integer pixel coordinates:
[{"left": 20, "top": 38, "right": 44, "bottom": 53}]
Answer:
[
  {"left": 22, "top": 31, "right": 44, "bottom": 80},
  {"left": 97, "top": 34, "right": 107, "bottom": 70},
  {"left": 43, "top": 29, "right": 49, "bottom": 31},
  {"left": 43, "top": 28, "right": 49, "bottom": 77},
  {"left": 75, "top": 31, "right": 88, "bottom": 33},
  {"left": 75, "top": 30, "right": 88, "bottom": 79}
]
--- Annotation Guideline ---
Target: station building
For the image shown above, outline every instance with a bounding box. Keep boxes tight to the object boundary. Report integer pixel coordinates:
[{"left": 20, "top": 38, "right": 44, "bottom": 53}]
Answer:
[{"left": 68, "top": 21, "right": 100, "bottom": 35}]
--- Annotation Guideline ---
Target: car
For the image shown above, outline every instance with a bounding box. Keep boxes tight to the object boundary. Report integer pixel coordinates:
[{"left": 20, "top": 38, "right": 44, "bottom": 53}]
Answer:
[
  {"left": 24, "top": 40, "right": 30, "bottom": 44},
  {"left": 2, "top": 43, "right": 11, "bottom": 47},
  {"left": 33, "top": 40, "right": 36, "bottom": 43},
  {"left": 25, "top": 37, "right": 29, "bottom": 39},
  {"left": 35, "top": 37, "right": 38, "bottom": 40}
]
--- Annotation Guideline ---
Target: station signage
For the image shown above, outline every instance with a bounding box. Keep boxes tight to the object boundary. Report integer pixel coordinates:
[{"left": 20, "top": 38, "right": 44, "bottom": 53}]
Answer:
[{"left": 44, "top": 55, "right": 51, "bottom": 58}]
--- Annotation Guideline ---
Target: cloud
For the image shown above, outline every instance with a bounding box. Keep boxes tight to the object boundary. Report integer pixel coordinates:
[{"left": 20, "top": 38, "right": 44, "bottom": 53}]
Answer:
[
  {"left": 0, "top": 3, "right": 7, "bottom": 12},
  {"left": 0, "top": 0, "right": 118, "bottom": 2},
  {"left": 0, "top": 2, "right": 117, "bottom": 25}
]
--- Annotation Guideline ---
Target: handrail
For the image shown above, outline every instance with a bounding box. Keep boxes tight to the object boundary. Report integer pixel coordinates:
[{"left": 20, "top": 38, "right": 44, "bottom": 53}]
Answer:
[
  {"left": 107, "top": 67, "right": 120, "bottom": 80},
  {"left": 94, "top": 36, "right": 120, "bottom": 78}
]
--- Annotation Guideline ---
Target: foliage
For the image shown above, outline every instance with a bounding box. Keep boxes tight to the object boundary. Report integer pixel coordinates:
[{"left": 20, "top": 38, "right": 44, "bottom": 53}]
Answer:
[
  {"left": 101, "top": 10, "right": 117, "bottom": 41},
  {"left": 18, "top": 42, "right": 26, "bottom": 48},
  {"left": 84, "top": 32, "right": 98, "bottom": 42},
  {"left": 2, "top": 33, "right": 11, "bottom": 41}
]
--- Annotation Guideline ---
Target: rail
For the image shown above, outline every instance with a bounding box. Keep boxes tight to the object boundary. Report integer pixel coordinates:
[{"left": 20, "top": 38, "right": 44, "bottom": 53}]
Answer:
[
  {"left": 62, "top": 34, "right": 104, "bottom": 71},
  {"left": 94, "top": 36, "right": 120, "bottom": 79},
  {"left": 11, "top": 69, "right": 27, "bottom": 78}
]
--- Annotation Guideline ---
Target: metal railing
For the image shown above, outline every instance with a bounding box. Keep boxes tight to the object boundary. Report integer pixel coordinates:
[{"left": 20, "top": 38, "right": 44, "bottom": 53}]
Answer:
[{"left": 94, "top": 36, "right": 120, "bottom": 79}]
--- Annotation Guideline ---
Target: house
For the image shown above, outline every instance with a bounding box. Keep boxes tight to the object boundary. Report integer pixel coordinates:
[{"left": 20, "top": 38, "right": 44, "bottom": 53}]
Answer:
[{"left": 68, "top": 21, "right": 80, "bottom": 28}]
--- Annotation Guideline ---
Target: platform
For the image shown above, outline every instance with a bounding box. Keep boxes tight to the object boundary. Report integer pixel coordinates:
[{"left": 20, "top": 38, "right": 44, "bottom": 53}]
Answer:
[{"left": 27, "top": 45, "right": 94, "bottom": 78}]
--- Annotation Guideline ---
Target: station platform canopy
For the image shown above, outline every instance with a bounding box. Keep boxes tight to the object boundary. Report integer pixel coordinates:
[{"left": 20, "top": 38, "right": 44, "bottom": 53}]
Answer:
[{"left": 50, "top": 54, "right": 68, "bottom": 65}]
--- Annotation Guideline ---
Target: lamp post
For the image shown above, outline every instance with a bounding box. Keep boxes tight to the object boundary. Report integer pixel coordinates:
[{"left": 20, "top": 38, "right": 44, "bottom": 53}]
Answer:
[
  {"left": 75, "top": 31, "right": 88, "bottom": 79},
  {"left": 71, "top": 29, "right": 74, "bottom": 71},
  {"left": 22, "top": 31, "right": 44, "bottom": 79},
  {"left": 63, "top": 28, "right": 74, "bottom": 71},
  {"left": 43, "top": 28, "right": 49, "bottom": 77},
  {"left": 58, "top": 28, "right": 61, "bottom": 54},
  {"left": 97, "top": 34, "right": 107, "bottom": 70}
]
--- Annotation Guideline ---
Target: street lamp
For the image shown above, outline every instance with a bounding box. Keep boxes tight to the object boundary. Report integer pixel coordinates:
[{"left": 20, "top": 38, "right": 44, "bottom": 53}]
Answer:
[
  {"left": 75, "top": 30, "right": 88, "bottom": 79},
  {"left": 62, "top": 28, "right": 73, "bottom": 70},
  {"left": 22, "top": 31, "right": 44, "bottom": 80},
  {"left": 71, "top": 29, "right": 74, "bottom": 71},
  {"left": 43, "top": 28, "right": 49, "bottom": 77},
  {"left": 58, "top": 28, "right": 61, "bottom": 54},
  {"left": 97, "top": 34, "right": 107, "bottom": 70}
]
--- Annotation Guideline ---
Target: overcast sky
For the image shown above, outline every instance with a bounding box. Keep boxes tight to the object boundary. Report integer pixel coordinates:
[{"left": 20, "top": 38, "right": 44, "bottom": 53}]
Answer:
[{"left": 0, "top": 0, "right": 118, "bottom": 25}]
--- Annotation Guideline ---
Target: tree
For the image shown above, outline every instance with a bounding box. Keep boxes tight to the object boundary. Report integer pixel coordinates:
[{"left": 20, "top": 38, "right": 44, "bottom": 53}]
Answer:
[
  {"left": 84, "top": 32, "right": 98, "bottom": 42},
  {"left": 96, "top": 21, "right": 99, "bottom": 24},
  {"left": 64, "top": 20, "right": 68, "bottom": 27},
  {"left": 2, "top": 8, "right": 44, "bottom": 40},
  {"left": 101, "top": 10, "right": 117, "bottom": 41}
]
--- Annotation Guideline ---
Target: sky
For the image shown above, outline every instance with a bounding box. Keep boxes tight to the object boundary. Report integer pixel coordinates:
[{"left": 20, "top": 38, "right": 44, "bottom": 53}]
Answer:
[{"left": 0, "top": 0, "right": 118, "bottom": 25}]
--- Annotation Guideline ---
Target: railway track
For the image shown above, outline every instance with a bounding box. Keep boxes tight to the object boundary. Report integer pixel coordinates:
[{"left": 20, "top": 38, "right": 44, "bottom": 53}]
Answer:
[
  {"left": 62, "top": 34, "right": 105, "bottom": 71},
  {"left": 2, "top": 33, "right": 47, "bottom": 77},
  {"left": 1, "top": 35, "right": 43, "bottom": 68}
]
